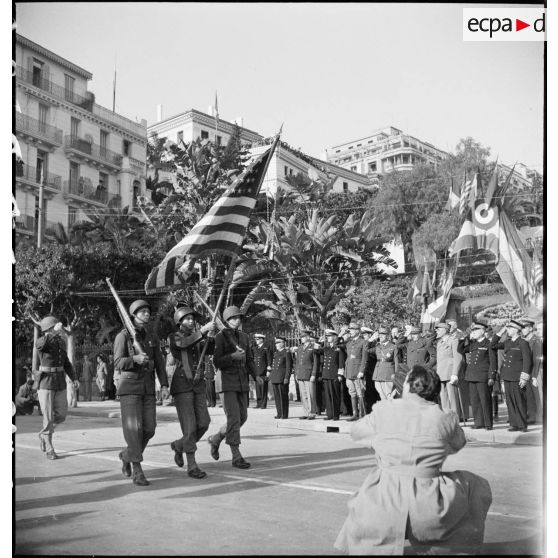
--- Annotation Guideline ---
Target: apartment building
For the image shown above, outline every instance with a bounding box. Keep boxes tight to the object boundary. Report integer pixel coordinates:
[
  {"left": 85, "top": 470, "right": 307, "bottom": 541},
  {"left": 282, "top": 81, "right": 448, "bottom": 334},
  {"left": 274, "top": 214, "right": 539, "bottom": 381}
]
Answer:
[
  {"left": 14, "top": 34, "right": 148, "bottom": 244},
  {"left": 325, "top": 126, "right": 447, "bottom": 181}
]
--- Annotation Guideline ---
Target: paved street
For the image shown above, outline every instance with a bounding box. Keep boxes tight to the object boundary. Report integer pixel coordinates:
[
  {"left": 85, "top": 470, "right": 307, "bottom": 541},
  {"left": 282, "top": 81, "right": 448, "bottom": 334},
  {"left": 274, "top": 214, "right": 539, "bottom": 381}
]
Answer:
[{"left": 14, "top": 403, "right": 543, "bottom": 555}]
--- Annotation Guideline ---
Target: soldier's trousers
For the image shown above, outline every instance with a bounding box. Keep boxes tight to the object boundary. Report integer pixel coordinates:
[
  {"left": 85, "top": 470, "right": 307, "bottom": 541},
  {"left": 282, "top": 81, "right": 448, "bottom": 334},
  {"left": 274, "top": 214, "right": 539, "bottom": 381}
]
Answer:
[
  {"left": 298, "top": 380, "right": 316, "bottom": 417},
  {"left": 524, "top": 382, "right": 539, "bottom": 424},
  {"left": 375, "top": 381, "right": 394, "bottom": 400},
  {"left": 313, "top": 380, "right": 324, "bottom": 413},
  {"left": 323, "top": 379, "right": 341, "bottom": 419},
  {"left": 272, "top": 383, "right": 289, "bottom": 419},
  {"left": 255, "top": 377, "right": 269, "bottom": 408},
  {"left": 38, "top": 388, "right": 68, "bottom": 451},
  {"left": 119, "top": 394, "right": 156, "bottom": 462},
  {"left": 364, "top": 372, "right": 380, "bottom": 412},
  {"left": 339, "top": 377, "right": 352, "bottom": 415},
  {"left": 504, "top": 381, "right": 528, "bottom": 429},
  {"left": 468, "top": 381, "right": 492, "bottom": 428},
  {"left": 217, "top": 391, "right": 249, "bottom": 446},
  {"left": 173, "top": 384, "right": 211, "bottom": 454},
  {"left": 206, "top": 379, "right": 217, "bottom": 407},
  {"left": 440, "top": 381, "right": 463, "bottom": 417}
]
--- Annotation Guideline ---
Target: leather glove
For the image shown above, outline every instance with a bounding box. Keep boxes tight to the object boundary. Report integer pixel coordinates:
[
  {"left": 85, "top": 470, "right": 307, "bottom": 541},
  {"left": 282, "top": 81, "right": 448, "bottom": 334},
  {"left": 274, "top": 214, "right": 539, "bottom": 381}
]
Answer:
[
  {"left": 200, "top": 322, "right": 217, "bottom": 335},
  {"left": 337, "top": 375, "right": 343, "bottom": 382},
  {"left": 519, "top": 372, "right": 531, "bottom": 382},
  {"left": 519, "top": 379, "right": 527, "bottom": 389}
]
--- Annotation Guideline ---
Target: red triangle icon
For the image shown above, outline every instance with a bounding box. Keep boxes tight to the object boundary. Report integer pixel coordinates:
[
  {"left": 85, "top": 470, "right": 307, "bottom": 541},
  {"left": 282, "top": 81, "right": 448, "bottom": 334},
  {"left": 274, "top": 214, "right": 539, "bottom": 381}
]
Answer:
[{"left": 516, "top": 19, "right": 530, "bottom": 31}]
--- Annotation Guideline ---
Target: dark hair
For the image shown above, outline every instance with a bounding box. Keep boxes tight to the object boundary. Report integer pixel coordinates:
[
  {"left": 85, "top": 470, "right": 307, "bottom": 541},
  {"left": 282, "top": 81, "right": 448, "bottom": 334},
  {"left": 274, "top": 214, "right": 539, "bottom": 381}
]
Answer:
[
  {"left": 96, "top": 353, "right": 107, "bottom": 363},
  {"left": 407, "top": 365, "right": 441, "bottom": 402}
]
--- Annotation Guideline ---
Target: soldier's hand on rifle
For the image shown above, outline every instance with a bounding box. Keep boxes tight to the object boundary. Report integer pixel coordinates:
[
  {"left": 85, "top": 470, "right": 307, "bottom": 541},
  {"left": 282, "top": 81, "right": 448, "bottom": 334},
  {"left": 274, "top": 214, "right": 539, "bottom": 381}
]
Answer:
[
  {"left": 133, "top": 353, "right": 149, "bottom": 365},
  {"left": 230, "top": 349, "right": 246, "bottom": 362},
  {"left": 161, "top": 386, "right": 170, "bottom": 400},
  {"left": 201, "top": 322, "right": 217, "bottom": 336}
]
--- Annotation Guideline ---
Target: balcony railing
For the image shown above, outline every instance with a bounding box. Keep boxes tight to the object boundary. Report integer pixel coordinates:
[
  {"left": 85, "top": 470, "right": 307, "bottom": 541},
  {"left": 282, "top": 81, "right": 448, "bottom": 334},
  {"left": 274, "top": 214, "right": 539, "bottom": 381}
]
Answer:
[
  {"left": 64, "top": 135, "right": 123, "bottom": 167},
  {"left": 92, "top": 104, "right": 147, "bottom": 137},
  {"left": 16, "top": 164, "right": 62, "bottom": 191},
  {"left": 15, "top": 112, "right": 63, "bottom": 145},
  {"left": 64, "top": 178, "right": 121, "bottom": 207},
  {"left": 15, "top": 214, "right": 35, "bottom": 232},
  {"left": 15, "top": 66, "right": 94, "bottom": 111}
]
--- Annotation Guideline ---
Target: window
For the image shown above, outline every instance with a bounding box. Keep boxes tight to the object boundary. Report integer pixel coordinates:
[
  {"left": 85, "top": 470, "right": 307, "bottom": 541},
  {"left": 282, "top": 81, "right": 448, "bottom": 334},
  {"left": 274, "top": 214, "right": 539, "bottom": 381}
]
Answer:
[
  {"left": 98, "top": 172, "right": 109, "bottom": 202},
  {"left": 289, "top": 169, "right": 293, "bottom": 176},
  {"left": 132, "top": 180, "right": 141, "bottom": 207},
  {"left": 117, "top": 179, "right": 121, "bottom": 196},
  {"left": 70, "top": 117, "right": 80, "bottom": 138},
  {"left": 177, "top": 131, "right": 183, "bottom": 143},
  {"left": 38, "top": 104, "right": 48, "bottom": 133},
  {"left": 64, "top": 74, "right": 75, "bottom": 102},
  {"left": 32, "top": 59, "right": 44, "bottom": 87},
  {"left": 36, "top": 150, "right": 47, "bottom": 183},
  {"left": 123, "top": 139, "right": 131, "bottom": 156},
  {"left": 284, "top": 165, "right": 288, "bottom": 176},
  {"left": 69, "top": 162, "right": 79, "bottom": 188},
  {"left": 100, "top": 130, "right": 109, "bottom": 156},
  {"left": 68, "top": 207, "right": 77, "bottom": 228},
  {"left": 369, "top": 162, "right": 377, "bottom": 172},
  {"left": 216, "top": 135, "right": 222, "bottom": 146},
  {"left": 351, "top": 166, "right": 357, "bottom": 172},
  {"left": 201, "top": 130, "right": 209, "bottom": 139},
  {"left": 343, "top": 182, "right": 349, "bottom": 193}
]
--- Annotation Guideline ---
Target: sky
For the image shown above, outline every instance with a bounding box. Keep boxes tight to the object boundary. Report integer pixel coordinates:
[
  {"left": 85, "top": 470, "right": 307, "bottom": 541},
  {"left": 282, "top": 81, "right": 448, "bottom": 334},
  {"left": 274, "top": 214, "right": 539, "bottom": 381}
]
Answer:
[{"left": 14, "top": 2, "right": 544, "bottom": 170}]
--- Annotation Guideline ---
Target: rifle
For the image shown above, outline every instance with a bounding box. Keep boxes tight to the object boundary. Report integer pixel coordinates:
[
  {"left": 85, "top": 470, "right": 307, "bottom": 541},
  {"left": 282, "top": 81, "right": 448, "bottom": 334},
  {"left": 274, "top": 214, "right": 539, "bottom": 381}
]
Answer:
[{"left": 106, "top": 277, "right": 147, "bottom": 356}]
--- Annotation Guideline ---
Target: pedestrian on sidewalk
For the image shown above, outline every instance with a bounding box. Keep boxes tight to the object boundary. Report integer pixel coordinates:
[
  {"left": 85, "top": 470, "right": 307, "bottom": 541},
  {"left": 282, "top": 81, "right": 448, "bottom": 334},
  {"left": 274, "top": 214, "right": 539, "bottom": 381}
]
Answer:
[
  {"left": 335, "top": 365, "right": 492, "bottom": 555},
  {"left": 35, "top": 316, "right": 79, "bottom": 460},
  {"left": 168, "top": 306, "right": 216, "bottom": 479},
  {"left": 114, "top": 299, "right": 169, "bottom": 486},
  {"left": 207, "top": 306, "right": 257, "bottom": 469},
  {"left": 95, "top": 354, "right": 108, "bottom": 401}
]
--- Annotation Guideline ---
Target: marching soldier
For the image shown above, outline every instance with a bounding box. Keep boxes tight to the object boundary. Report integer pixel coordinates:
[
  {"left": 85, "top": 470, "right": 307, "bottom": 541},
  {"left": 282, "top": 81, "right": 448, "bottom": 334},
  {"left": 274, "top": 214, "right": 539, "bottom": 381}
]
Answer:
[
  {"left": 207, "top": 306, "right": 256, "bottom": 469},
  {"left": 458, "top": 322, "right": 497, "bottom": 430},
  {"left": 344, "top": 322, "right": 369, "bottom": 420},
  {"left": 252, "top": 333, "right": 272, "bottom": 409},
  {"left": 491, "top": 320, "right": 532, "bottom": 432},
  {"left": 114, "top": 300, "right": 169, "bottom": 486},
  {"left": 321, "top": 329, "right": 346, "bottom": 421},
  {"left": 270, "top": 336, "right": 292, "bottom": 419},
  {"left": 35, "top": 316, "right": 79, "bottom": 460},
  {"left": 371, "top": 327, "right": 397, "bottom": 400},
  {"left": 434, "top": 322, "right": 463, "bottom": 416},
  {"left": 295, "top": 329, "right": 318, "bottom": 419},
  {"left": 360, "top": 326, "right": 380, "bottom": 413},
  {"left": 521, "top": 319, "right": 542, "bottom": 424},
  {"left": 168, "top": 307, "right": 216, "bottom": 479}
]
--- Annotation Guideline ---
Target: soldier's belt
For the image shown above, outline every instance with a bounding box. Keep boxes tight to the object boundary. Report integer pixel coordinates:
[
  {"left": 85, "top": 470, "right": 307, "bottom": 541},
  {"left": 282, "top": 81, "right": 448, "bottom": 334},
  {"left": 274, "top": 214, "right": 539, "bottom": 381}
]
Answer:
[{"left": 39, "top": 366, "right": 64, "bottom": 373}]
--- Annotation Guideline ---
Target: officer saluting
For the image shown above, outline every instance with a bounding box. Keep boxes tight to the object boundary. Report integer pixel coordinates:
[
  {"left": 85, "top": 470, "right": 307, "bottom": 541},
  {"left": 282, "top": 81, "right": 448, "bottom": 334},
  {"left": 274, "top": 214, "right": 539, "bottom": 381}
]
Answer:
[
  {"left": 458, "top": 322, "right": 497, "bottom": 430},
  {"left": 35, "top": 316, "right": 79, "bottom": 460},
  {"left": 114, "top": 299, "right": 169, "bottom": 486}
]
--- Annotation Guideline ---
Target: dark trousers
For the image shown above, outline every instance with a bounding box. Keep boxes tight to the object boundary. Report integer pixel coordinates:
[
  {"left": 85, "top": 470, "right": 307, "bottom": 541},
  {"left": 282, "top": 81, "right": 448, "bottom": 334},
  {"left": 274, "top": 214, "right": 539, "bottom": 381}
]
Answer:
[
  {"left": 468, "top": 381, "right": 492, "bottom": 428},
  {"left": 206, "top": 379, "right": 217, "bottom": 407},
  {"left": 173, "top": 385, "right": 211, "bottom": 454},
  {"left": 364, "top": 372, "right": 380, "bottom": 413},
  {"left": 323, "top": 378, "right": 341, "bottom": 419},
  {"left": 119, "top": 394, "right": 156, "bottom": 463},
  {"left": 524, "top": 382, "right": 538, "bottom": 424},
  {"left": 339, "top": 377, "right": 352, "bottom": 415},
  {"left": 218, "top": 391, "right": 248, "bottom": 446},
  {"left": 504, "top": 380, "right": 528, "bottom": 429},
  {"left": 255, "top": 377, "right": 269, "bottom": 408},
  {"left": 313, "top": 380, "right": 324, "bottom": 413},
  {"left": 272, "top": 383, "right": 289, "bottom": 418}
]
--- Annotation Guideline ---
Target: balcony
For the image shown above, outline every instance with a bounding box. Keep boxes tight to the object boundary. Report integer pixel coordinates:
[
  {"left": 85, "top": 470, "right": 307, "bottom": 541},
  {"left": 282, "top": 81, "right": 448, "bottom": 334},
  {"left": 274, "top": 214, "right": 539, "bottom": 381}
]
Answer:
[
  {"left": 15, "top": 66, "right": 94, "bottom": 111},
  {"left": 64, "top": 135, "right": 123, "bottom": 171},
  {"left": 15, "top": 164, "right": 62, "bottom": 198},
  {"left": 14, "top": 214, "right": 35, "bottom": 236},
  {"left": 63, "top": 177, "right": 121, "bottom": 208},
  {"left": 92, "top": 104, "right": 147, "bottom": 138},
  {"left": 15, "top": 112, "right": 63, "bottom": 150}
]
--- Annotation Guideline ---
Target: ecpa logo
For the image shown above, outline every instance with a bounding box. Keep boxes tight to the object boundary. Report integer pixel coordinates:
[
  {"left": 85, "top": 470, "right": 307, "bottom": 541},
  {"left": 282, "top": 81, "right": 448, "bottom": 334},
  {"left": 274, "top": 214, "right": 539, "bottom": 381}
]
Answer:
[{"left": 463, "top": 8, "right": 546, "bottom": 42}]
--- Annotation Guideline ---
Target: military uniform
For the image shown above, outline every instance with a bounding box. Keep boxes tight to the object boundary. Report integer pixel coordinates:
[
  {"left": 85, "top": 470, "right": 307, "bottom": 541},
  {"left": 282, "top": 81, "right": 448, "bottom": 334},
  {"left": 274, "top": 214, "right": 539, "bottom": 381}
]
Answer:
[
  {"left": 321, "top": 342, "right": 346, "bottom": 420},
  {"left": 523, "top": 332, "right": 542, "bottom": 423},
  {"left": 344, "top": 335, "right": 369, "bottom": 417},
  {"left": 253, "top": 342, "right": 272, "bottom": 409},
  {"left": 458, "top": 336, "right": 497, "bottom": 429},
  {"left": 434, "top": 330, "right": 463, "bottom": 416},
  {"left": 363, "top": 339, "right": 380, "bottom": 413},
  {"left": 399, "top": 337, "right": 436, "bottom": 370},
  {"left": 491, "top": 332, "right": 532, "bottom": 430},
  {"left": 295, "top": 342, "right": 318, "bottom": 418},
  {"left": 270, "top": 348, "right": 292, "bottom": 419},
  {"left": 35, "top": 330, "right": 77, "bottom": 455},
  {"left": 372, "top": 341, "right": 397, "bottom": 400}
]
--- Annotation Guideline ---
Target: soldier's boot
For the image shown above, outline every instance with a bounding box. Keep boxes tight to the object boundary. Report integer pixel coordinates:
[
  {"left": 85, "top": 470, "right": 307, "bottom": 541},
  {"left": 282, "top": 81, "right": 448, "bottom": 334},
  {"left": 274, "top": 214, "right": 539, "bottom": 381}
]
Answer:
[
  {"left": 208, "top": 432, "right": 224, "bottom": 461},
  {"left": 231, "top": 445, "right": 250, "bottom": 469},
  {"left": 358, "top": 396, "right": 366, "bottom": 418},
  {"left": 131, "top": 462, "right": 150, "bottom": 486},
  {"left": 348, "top": 396, "right": 359, "bottom": 421},
  {"left": 186, "top": 452, "right": 207, "bottom": 479}
]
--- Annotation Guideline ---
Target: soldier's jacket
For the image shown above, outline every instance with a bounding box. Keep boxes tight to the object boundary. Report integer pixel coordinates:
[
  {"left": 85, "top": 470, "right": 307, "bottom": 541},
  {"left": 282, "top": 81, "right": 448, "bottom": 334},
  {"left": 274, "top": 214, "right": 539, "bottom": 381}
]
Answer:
[
  {"left": 168, "top": 329, "right": 214, "bottom": 395},
  {"left": 398, "top": 337, "right": 436, "bottom": 370},
  {"left": 458, "top": 337, "right": 497, "bottom": 382},
  {"left": 524, "top": 334, "right": 543, "bottom": 378},
  {"left": 270, "top": 348, "right": 292, "bottom": 384},
  {"left": 253, "top": 343, "right": 272, "bottom": 376},
  {"left": 35, "top": 333, "right": 76, "bottom": 390},
  {"left": 372, "top": 341, "right": 397, "bottom": 382},
  {"left": 113, "top": 327, "right": 168, "bottom": 396},
  {"left": 295, "top": 343, "right": 318, "bottom": 381},
  {"left": 393, "top": 334, "right": 407, "bottom": 371},
  {"left": 490, "top": 335, "right": 532, "bottom": 381},
  {"left": 435, "top": 335, "right": 462, "bottom": 382},
  {"left": 321, "top": 343, "right": 346, "bottom": 380},
  {"left": 213, "top": 327, "right": 256, "bottom": 392},
  {"left": 344, "top": 336, "right": 369, "bottom": 380},
  {"left": 364, "top": 341, "right": 378, "bottom": 376}
]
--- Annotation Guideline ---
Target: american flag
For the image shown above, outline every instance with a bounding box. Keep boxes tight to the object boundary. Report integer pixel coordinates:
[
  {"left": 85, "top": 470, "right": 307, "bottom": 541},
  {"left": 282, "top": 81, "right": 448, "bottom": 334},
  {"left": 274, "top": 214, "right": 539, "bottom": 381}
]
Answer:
[
  {"left": 528, "top": 249, "right": 543, "bottom": 306},
  {"left": 459, "top": 174, "right": 477, "bottom": 215},
  {"left": 144, "top": 138, "right": 278, "bottom": 294}
]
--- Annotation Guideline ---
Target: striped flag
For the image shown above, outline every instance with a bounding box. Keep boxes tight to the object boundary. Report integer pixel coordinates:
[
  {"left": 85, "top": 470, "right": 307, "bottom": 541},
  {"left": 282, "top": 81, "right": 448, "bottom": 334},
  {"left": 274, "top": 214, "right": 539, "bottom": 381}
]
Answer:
[
  {"left": 407, "top": 267, "right": 424, "bottom": 304},
  {"left": 528, "top": 249, "right": 543, "bottom": 307},
  {"left": 145, "top": 138, "right": 278, "bottom": 294},
  {"left": 424, "top": 264, "right": 456, "bottom": 320},
  {"left": 459, "top": 174, "right": 477, "bottom": 215},
  {"left": 484, "top": 160, "right": 499, "bottom": 207},
  {"left": 144, "top": 256, "right": 196, "bottom": 295},
  {"left": 445, "top": 177, "right": 461, "bottom": 211}
]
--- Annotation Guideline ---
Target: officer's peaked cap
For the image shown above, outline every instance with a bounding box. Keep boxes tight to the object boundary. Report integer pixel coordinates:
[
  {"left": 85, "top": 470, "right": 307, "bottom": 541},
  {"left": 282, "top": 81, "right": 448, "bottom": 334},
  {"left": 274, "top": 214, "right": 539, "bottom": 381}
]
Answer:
[
  {"left": 129, "top": 300, "right": 151, "bottom": 316},
  {"left": 507, "top": 319, "right": 524, "bottom": 330},
  {"left": 471, "top": 321, "right": 488, "bottom": 331},
  {"left": 275, "top": 336, "right": 286, "bottom": 343},
  {"left": 434, "top": 322, "right": 450, "bottom": 331},
  {"left": 254, "top": 333, "right": 266, "bottom": 339},
  {"left": 40, "top": 316, "right": 59, "bottom": 332},
  {"left": 521, "top": 319, "right": 535, "bottom": 327},
  {"left": 324, "top": 329, "right": 338, "bottom": 337},
  {"left": 223, "top": 306, "right": 243, "bottom": 322},
  {"left": 361, "top": 326, "right": 374, "bottom": 334}
]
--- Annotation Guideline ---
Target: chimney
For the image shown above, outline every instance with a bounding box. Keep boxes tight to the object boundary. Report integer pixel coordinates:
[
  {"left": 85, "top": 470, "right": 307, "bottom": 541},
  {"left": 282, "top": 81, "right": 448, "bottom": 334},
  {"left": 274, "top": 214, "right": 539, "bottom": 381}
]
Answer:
[{"left": 156, "top": 104, "right": 163, "bottom": 122}]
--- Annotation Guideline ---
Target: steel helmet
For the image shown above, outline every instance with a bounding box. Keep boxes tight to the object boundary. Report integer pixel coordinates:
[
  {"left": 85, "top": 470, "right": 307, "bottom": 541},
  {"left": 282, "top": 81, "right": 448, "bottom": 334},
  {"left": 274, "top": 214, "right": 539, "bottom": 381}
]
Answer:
[
  {"left": 40, "top": 316, "right": 59, "bottom": 332},
  {"left": 174, "top": 307, "right": 197, "bottom": 325},
  {"left": 222, "top": 306, "right": 243, "bottom": 322},
  {"left": 129, "top": 300, "right": 151, "bottom": 316}
]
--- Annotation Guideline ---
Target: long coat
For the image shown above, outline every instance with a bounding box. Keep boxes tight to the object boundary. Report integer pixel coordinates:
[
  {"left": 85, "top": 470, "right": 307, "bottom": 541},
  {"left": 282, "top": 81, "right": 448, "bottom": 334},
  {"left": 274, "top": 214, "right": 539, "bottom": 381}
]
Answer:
[{"left": 334, "top": 394, "right": 492, "bottom": 555}]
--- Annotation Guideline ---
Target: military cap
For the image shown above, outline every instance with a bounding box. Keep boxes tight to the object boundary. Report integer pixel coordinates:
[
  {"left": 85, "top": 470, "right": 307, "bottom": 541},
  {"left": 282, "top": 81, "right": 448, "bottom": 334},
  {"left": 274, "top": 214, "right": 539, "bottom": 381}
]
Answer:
[
  {"left": 377, "top": 327, "right": 389, "bottom": 334},
  {"left": 435, "top": 322, "right": 450, "bottom": 331},
  {"left": 521, "top": 319, "right": 535, "bottom": 327},
  {"left": 349, "top": 322, "right": 361, "bottom": 329},
  {"left": 254, "top": 333, "right": 266, "bottom": 339},
  {"left": 324, "top": 329, "right": 338, "bottom": 337},
  {"left": 173, "top": 306, "right": 199, "bottom": 325},
  {"left": 40, "top": 316, "right": 59, "bottom": 333},
  {"left": 307, "top": 333, "right": 318, "bottom": 340},
  {"left": 471, "top": 322, "right": 487, "bottom": 331},
  {"left": 129, "top": 300, "right": 151, "bottom": 316},
  {"left": 275, "top": 336, "right": 286, "bottom": 343},
  {"left": 361, "top": 326, "right": 374, "bottom": 334},
  {"left": 222, "top": 306, "right": 243, "bottom": 322},
  {"left": 410, "top": 326, "right": 421, "bottom": 334},
  {"left": 507, "top": 319, "right": 524, "bottom": 330}
]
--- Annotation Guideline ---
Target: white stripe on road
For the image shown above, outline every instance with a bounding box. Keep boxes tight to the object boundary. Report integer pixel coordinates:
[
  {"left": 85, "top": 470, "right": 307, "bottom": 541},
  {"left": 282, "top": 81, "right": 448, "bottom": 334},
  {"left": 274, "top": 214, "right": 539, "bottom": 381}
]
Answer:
[{"left": 15, "top": 443, "right": 538, "bottom": 519}]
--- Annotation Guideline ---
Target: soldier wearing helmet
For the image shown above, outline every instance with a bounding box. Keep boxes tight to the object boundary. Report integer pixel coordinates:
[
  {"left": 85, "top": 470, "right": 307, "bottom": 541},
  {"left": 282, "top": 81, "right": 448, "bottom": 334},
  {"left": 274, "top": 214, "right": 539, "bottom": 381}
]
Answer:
[
  {"left": 167, "top": 306, "right": 216, "bottom": 479},
  {"left": 113, "top": 299, "right": 169, "bottom": 486},
  {"left": 207, "top": 306, "right": 257, "bottom": 469},
  {"left": 35, "top": 315, "right": 79, "bottom": 460}
]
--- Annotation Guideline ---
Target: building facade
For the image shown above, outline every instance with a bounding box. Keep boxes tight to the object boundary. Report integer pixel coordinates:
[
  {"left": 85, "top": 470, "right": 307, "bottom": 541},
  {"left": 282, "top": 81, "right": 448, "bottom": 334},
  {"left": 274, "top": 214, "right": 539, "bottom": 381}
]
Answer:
[
  {"left": 325, "top": 126, "right": 447, "bottom": 181},
  {"left": 14, "top": 34, "right": 148, "bottom": 244}
]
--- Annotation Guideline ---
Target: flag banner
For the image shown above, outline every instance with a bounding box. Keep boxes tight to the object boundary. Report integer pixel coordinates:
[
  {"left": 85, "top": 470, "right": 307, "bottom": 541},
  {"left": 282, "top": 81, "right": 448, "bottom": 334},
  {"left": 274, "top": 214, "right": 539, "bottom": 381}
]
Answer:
[
  {"left": 449, "top": 200, "right": 500, "bottom": 256},
  {"left": 407, "top": 267, "right": 424, "bottom": 304},
  {"left": 528, "top": 249, "right": 543, "bottom": 309},
  {"left": 424, "top": 264, "right": 456, "bottom": 320},
  {"left": 484, "top": 161, "right": 499, "bottom": 206},
  {"left": 459, "top": 175, "right": 475, "bottom": 215},
  {"left": 445, "top": 177, "right": 461, "bottom": 211},
  {"left": 144, "top": 256, "right": 196, "bottom": 295}
]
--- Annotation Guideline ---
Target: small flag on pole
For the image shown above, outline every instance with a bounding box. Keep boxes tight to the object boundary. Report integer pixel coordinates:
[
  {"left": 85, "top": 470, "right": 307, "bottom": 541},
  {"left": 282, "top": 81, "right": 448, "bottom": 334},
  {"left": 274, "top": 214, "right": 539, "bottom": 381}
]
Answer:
[
  {"left": 445, "top": 177, "right": 461, "bottom": 211},
  {"left": 424, "top": 264, "right": 456, "bottom": 320},
  {"left": 459, "top": 174, "right": 477, "bottom": 215}
]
